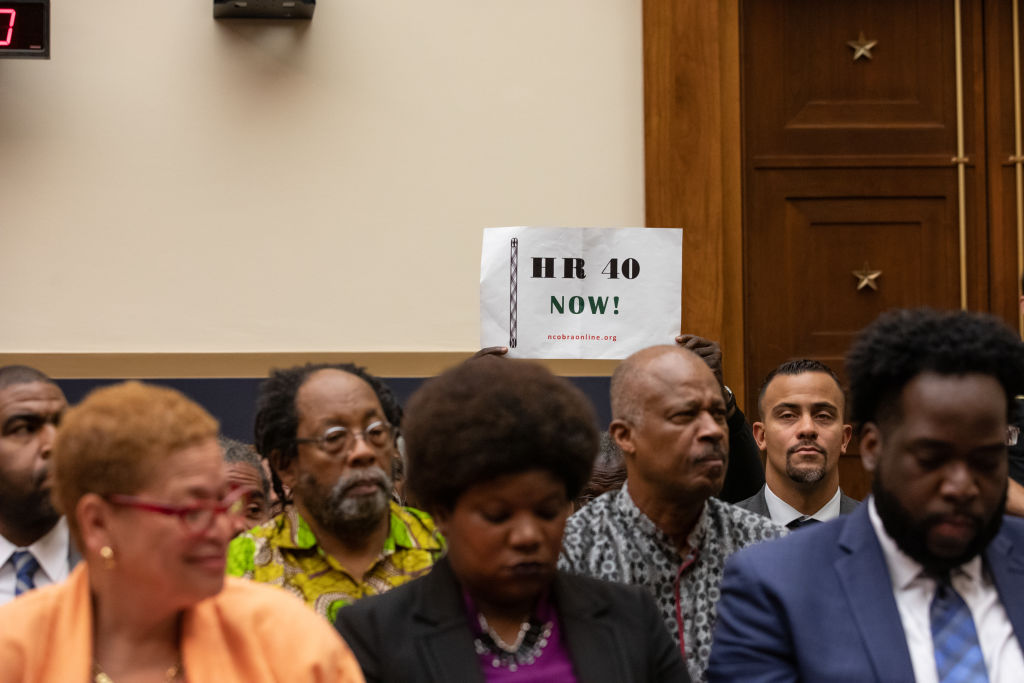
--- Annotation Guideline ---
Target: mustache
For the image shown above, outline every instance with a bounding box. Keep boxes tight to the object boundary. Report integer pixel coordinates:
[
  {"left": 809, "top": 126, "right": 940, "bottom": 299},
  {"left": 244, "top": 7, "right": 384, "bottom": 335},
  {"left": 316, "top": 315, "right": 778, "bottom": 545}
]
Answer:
[
  {"left": 335, "top": 467, "right": 391, "bottom": 496},
  {"left": 923, "top": 510, "right": 984, "bottom": 529},
  {"left": 787, "top": 441, "right": 826, "bottom": 456},
  {"left": 694, "top": 444, "right": 728, "bottom": 462}
]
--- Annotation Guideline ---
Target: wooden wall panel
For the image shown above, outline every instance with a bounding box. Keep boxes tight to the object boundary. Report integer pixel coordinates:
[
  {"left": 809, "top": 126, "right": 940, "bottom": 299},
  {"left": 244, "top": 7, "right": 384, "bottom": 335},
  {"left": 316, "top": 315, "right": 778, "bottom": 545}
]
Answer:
[
  {"left": 643, "top": 0, "right": 744, "bottom": 397},
  {"left": 741, "top": 0, "right": 995, "bottom": 500},
  {"left": 744, "top": 0, "right": 960, "bottom": 157},
  {"left": 645, "top": 0, "right": 1024, "bottom": 502},
  {"left": 744, "top": 167, "right": 963, "bottom": 396},
  {"left": 983, "top": 0, "right": 1024, "bottom": 326}
]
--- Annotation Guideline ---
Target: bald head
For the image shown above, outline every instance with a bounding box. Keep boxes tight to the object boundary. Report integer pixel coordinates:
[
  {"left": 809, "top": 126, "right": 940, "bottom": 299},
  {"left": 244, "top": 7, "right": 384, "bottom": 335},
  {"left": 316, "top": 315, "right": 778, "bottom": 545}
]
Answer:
[
  {"left": 611, "top": 345, "right": 715, "bottom": 423},
  {"left": 608, "top": 344, "right": 729, "bottom": 507},
  {"left": 0, "top": 365, "right": 57, "bottom": 392}
]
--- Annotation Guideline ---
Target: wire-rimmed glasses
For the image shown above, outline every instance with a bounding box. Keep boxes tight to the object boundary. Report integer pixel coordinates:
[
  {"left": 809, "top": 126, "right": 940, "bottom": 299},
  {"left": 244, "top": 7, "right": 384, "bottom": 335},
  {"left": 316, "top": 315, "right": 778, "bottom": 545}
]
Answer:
[{"left": 294, "top": 420, "right": 395, "bottom": 457}]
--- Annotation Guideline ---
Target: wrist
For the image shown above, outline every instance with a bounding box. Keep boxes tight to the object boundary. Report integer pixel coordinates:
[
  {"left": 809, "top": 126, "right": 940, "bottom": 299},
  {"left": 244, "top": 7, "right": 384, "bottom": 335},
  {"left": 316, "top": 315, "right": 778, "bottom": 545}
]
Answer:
[{"left": 722, "top": 385, "right": 737, "bottom": 418}]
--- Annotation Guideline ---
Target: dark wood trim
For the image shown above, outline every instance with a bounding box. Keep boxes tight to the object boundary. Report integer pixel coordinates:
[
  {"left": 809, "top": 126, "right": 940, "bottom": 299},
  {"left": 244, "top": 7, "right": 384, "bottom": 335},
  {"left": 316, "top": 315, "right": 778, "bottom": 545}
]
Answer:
[{"left": 643, "top": 0, "right": 745, "bottom": 398}]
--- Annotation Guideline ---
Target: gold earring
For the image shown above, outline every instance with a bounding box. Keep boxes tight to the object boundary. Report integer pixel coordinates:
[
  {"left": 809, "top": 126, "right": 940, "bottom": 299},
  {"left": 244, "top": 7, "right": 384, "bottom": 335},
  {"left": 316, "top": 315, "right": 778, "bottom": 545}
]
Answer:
[{"left": 99, "top": 546, "right": 115, "bottom": 569}]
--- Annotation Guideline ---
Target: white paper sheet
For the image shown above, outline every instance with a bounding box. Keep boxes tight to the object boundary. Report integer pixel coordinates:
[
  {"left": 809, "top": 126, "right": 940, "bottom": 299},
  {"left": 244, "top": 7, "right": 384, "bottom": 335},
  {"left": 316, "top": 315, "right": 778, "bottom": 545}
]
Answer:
[{"left": 480, "top": 227, "right": 683, "bottom": 359}]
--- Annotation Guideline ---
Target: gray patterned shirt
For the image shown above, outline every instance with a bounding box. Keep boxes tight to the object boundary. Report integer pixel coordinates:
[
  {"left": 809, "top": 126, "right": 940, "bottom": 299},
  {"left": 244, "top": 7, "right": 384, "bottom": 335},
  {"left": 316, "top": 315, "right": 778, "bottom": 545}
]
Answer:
[{"left": 559, "top": 484, "right": 786, "bottom": 682}]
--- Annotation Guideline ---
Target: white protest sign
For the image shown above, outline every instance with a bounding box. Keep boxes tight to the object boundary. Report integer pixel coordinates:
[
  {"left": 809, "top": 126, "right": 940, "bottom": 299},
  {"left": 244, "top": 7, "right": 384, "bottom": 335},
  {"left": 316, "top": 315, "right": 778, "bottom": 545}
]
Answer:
[{"left": 480, "top": 227, "right": 683, "bottom": 359}]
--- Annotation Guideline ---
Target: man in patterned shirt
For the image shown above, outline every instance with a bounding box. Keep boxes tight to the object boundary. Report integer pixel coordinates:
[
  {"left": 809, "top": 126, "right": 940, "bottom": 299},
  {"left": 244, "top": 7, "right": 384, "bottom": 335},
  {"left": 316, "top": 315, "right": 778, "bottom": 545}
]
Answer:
[
  {"left": 227, "top": 363, "right": 443, "bottom": 622},
  {"left": 559, "top": 345, "right": 784, "bottom": 682}
]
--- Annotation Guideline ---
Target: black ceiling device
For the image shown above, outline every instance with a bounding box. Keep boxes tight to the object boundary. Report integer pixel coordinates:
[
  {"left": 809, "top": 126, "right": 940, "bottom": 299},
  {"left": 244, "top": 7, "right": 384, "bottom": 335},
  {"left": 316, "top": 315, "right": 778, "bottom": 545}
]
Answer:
[{"left": 214, "top": 0, "right": 315, "bottom": 20}]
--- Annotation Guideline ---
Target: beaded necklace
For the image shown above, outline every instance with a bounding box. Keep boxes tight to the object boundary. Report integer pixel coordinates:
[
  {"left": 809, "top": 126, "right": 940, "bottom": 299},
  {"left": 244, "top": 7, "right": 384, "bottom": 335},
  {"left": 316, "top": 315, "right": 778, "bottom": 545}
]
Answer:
[{"left": 473, "top": 612, "right": 554, "bottom": 672}]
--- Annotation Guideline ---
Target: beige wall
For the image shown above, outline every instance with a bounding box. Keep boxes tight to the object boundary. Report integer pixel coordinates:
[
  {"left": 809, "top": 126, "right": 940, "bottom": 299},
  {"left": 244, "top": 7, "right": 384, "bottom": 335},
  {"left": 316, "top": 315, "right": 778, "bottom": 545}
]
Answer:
[{"left": 0, "top": 2, "right": 644, "bottom": 361}]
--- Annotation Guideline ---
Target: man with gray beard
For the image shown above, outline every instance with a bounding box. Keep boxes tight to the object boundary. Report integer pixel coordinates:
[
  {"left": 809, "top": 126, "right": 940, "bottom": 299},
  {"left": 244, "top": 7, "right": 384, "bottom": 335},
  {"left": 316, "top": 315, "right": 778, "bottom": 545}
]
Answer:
[
  {"left": 736, "top": 359, "right": 859, "bottom": 527},
  {"left": 226, "top": 364, "right": 443, "bottom": 622}
]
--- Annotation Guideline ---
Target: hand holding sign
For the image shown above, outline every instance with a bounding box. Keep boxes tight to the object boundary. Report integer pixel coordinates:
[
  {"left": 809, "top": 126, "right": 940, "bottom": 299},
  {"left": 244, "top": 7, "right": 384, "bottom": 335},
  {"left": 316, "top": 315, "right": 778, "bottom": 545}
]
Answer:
[{"left": 676, "top": 334, "right": 724, "bottom": 385}]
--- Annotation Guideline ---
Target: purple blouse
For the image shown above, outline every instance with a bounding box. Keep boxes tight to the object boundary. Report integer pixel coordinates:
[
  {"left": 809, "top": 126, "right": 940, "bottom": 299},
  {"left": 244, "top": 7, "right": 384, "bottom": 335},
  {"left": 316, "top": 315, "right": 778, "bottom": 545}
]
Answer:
[{"left": 463, "top": 591, "right": 579, "bottom": 683}]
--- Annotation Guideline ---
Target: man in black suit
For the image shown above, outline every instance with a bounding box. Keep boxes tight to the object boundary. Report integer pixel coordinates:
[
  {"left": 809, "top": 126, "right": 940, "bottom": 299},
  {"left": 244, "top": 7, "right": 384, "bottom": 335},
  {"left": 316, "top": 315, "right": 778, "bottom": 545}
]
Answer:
[
  {"left": 736, "top": 359, "right": 858, "bottom": 528},
  {"left": 0, "top": 365, "right": 78, "bottom": 604}
]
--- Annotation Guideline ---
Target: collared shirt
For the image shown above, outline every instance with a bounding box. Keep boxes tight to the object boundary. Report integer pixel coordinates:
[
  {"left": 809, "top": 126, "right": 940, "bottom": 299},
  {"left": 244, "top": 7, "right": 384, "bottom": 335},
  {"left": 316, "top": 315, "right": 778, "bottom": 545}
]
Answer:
[
  {"left": 0, "top": 517, "right": 71, "bottom": 606},
  {"left": 559, "top": 483, "right": 785, "bottom": 682},
  {"left": 764, "top": 485, "right": 842, "bottom": 526},
  {"left": 868, "top": 497, "right": 1024, "bottom": 683},
  {"left": 226, "top": 502, "right": 444, "bottom": 622}
]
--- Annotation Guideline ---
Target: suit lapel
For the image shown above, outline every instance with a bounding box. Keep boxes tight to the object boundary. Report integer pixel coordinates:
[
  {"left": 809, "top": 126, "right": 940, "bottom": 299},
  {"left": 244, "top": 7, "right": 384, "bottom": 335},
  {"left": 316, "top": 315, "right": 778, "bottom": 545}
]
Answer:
[
  {"left": 554, "top": 573, "right": 632, "bottom": 682},
  {"left": 838, "top": 491, "right": 860, "bottom": 516},
  {"left": 419, "top": 623, "right": 486, "bottom": 683},
  {"left": 985, "top": 524, "right": 1024, "bottom": 643},
  {"left": 752, "top": 487, "right": 770, "bottom": 516},
  {"left": 411, "top": 564, "right": 640, "bottom": 682},
  {"left": 834, "top": 505, "right": 916, "bottom": 682},
  {"left": 411, "top": 559, "right": 486, "bottom": 683}
]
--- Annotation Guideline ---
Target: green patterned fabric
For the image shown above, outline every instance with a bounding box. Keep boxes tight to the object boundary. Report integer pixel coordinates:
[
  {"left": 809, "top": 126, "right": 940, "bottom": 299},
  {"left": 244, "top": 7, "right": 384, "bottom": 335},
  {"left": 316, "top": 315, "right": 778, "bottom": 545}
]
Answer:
[{"left": 227, "top": 502, "right": 444, "bottom": 622}]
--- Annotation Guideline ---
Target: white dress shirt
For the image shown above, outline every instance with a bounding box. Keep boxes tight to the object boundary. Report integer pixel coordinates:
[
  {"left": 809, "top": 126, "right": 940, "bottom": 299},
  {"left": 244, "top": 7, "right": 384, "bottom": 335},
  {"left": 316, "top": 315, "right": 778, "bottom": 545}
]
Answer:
[
  {"left": 0, "top": 517, "right": 71, "bottom": 605},
  {"left": 868, "top": 498, "right": 1024, "bottom": 683},
  {"left": 764, "top": 484, "right": 841, "bottom": 526}
]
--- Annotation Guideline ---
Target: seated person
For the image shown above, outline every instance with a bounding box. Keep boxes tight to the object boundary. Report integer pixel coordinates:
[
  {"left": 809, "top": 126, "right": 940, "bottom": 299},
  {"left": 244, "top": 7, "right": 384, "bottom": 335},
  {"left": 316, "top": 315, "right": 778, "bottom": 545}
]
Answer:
[
  {"left": 0, "top": 381, "right": 362, "bottom": 682},
  {"left": 574, "top": 433, "right": 627, "bottom": 510},
  {"left": 708, "top": 309, "right": 1024, "bottom": 682},
  {"left": 227, "top": 363, "right": 443, "bottom": 622},
  {"left": 219, "top": 436, "right": 271, "bottom": 533},
  {"left": 676, "top": 335, "right": 765, "bottom": 503},
  {"left": 737, "top": 359, "right": 858, "bottom": 527},
  {"left": 335, "top": 357, "right": 689, "bottom": 682},
  {"left": 559, "top": 345, "right": 784, "bottom": 682},
  {"left": 0, "top": 365, "right": 76, "bottom": 606},
  {"left": 477, "top": 337, "right": 765, "bottom": 504}
]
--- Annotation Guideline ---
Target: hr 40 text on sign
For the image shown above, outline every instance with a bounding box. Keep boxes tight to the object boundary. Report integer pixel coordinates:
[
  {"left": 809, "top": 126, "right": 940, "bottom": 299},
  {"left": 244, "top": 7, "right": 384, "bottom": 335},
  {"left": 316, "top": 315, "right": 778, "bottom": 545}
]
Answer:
[{"left": 480, "top": 227, "right": 683, "bottom": 359}]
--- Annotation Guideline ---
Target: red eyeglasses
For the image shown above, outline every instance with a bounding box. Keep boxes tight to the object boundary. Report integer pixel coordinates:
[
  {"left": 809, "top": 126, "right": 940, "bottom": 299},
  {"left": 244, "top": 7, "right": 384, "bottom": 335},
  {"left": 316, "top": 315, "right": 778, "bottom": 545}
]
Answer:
[{"left": 105, "top": 486, "right": 253, "bottom": 534}]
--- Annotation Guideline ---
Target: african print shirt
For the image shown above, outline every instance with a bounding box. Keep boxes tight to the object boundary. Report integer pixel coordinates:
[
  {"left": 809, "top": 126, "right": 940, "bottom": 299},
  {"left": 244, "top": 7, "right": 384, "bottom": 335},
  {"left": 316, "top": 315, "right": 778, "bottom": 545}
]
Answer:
[
  {"left": 558, "top": 484, "right": 785, "bottom": 683},
  {"left": 226, "top": 502, "right": 444, "bottom": 622}
]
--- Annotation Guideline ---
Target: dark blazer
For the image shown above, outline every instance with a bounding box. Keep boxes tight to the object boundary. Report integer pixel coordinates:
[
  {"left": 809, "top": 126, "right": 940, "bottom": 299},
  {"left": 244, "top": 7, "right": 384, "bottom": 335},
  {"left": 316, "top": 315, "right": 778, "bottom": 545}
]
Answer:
[
  {"left": 718, "top": 406, "right": 766, "bottom": 503},
  {"left": 335, "top": 557, "right": 690, "bottom": 683},
  {"left": 707, "top": 504, "right": 1024, "bottom": 682},
  {"left": 734, "top": 484, "right": 859, "bottom": 520}
]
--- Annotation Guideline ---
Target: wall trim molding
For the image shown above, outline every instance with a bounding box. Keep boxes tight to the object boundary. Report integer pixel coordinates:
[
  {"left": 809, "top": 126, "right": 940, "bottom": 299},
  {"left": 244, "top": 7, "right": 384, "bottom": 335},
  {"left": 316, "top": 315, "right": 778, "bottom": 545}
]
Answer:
[{"left": 0, "top": 353, "right": 619, "bottom": 379}]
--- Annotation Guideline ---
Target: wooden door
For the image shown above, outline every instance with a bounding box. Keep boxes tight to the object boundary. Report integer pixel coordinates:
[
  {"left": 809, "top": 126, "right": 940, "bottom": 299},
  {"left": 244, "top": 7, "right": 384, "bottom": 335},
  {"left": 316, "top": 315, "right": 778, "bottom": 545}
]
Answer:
[{"left": 741, "top": 0, "right": 1020, "bottom": 499}]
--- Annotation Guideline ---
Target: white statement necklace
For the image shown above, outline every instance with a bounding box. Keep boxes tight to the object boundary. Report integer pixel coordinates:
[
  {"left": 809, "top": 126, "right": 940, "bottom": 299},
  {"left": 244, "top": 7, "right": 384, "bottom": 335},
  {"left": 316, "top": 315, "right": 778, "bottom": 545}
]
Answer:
[{"left": 473, "top": 612, "right": 554, "bottom": 672}]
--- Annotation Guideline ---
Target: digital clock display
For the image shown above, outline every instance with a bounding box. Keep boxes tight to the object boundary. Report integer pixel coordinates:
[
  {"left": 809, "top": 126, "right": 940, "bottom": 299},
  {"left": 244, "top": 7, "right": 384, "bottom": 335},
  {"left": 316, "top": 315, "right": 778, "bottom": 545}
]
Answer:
[{"left": 0, "top": 1, "right": 48, "bottom": 59}]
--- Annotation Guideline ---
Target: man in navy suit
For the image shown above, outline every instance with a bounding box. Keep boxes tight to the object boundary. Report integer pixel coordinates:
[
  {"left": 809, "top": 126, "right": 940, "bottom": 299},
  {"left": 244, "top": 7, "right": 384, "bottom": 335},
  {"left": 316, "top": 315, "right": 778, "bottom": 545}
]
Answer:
[{"left": 708, "top": 309, "right": 1024, "bottom": 682}]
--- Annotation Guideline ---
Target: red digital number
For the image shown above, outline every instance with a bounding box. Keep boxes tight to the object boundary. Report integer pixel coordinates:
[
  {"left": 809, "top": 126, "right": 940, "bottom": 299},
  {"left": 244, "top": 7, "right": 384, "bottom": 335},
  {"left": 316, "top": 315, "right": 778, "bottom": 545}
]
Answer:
[{"left": 0, "top": 9, "right": 14, "bottom": 47}]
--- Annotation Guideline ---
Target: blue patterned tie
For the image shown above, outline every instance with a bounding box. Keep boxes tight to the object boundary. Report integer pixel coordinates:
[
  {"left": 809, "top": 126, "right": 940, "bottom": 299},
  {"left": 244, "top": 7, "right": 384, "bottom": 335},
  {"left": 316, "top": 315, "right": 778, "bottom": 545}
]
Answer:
[
  {"left": 11, "top": 550, "right": 39, "bottom": 596},
  {"left": 930, "top": 580, "right": 990, "bottom": 683}
]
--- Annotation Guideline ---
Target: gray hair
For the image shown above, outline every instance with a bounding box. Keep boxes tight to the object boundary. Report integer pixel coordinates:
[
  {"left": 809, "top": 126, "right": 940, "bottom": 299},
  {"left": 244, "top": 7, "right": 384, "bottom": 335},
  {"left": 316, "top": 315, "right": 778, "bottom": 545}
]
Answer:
[{"left": 219, "top": 436, "right": 269, "bottom": 496}]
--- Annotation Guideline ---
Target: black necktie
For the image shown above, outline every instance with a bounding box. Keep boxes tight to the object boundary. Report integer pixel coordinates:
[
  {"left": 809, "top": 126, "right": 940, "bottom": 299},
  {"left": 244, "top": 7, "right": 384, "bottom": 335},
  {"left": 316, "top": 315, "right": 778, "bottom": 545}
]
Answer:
[{"left": 786, "top": 516, "right": 820, "bottom": 530}]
